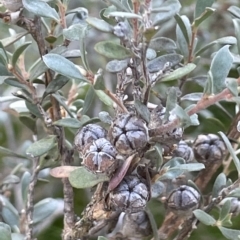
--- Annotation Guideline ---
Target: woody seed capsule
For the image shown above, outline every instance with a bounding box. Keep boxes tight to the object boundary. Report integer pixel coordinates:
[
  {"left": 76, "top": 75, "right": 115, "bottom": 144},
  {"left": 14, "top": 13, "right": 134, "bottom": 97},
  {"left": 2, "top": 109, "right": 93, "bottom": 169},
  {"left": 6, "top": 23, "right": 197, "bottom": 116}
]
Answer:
[
  {"left": 82, "top": 138, "right": 117, "bottom": 174},
  {"left": 173, "top": 140, "right": 194, "bottom": 163},
  {"left": 74, "top": 124, "right": 107, "bottom": 152},
  {"left": 193, "top": 134, "right": 226, "bottom": 164},
  {"left": 109, "top": 114, "right": 148, "bottom": 155},
  {"left": 166, "top": 185, "right": 200, "bottom": 215},
  {"left": 108, "top": 175, "right": 149, "bottom": 213}
]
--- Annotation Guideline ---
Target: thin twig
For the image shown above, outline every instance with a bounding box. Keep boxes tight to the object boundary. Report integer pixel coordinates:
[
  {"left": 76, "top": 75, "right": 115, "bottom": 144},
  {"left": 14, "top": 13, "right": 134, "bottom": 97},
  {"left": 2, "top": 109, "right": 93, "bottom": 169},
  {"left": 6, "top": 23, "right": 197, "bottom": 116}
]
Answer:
[
  {"left": 105, "top": 89, "right": 129, "bottom": 113},
  {"left": 25, "top": 158, "right": 40, "bottom": 240},
  {"left": 149, "top": 87, "right": 234, "bottom": 138},
  {"left": 132, "top": 0, "right": 139, "bottom": 43}
]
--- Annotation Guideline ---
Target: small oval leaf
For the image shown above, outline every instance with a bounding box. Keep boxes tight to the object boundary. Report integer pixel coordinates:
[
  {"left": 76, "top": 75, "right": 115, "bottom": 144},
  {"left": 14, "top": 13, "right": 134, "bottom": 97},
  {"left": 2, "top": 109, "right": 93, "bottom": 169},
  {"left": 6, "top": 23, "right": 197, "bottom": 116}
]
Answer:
[
  {"left": 0, "top": 222, "right": 11, "bottom": 240},
  {"left": 33, "top": 198, "right": 60, "bottom": 224},
  {"left": 69, "top": 167, "right": 109, "bottom": 189},
  {"left": 212, "top": 173, "right": 226, "bottom": 198},
  {"left": 12, "top": 42, "right": 32, "bottom": 67},
  {"left": 106, "top": 59, "right": 129, "bottom": 73},
  {"left": 161, "top": 63, "right": 196, "bottom": 82},
  {"left": 193, "top": 209, "right": 216, "bottom": 226},
  {"left": 22, "top": 0, "right": 60, "bottom": 21},
  {"left": 86, "top": 17, "right": 113, "bottom": 33},
  {"left": 21, "top": 172, "right": 31, "bottom": 205},
  {"left": 42, "top": 75, "right": 69, "bottom": 100},
  {"left": 26, "top": 135, "right": 57, "bottom": 157},
  {"left": 107, "top": 11, "right": 142, "bottom": 19},
  {"left": 94, "top": 41, "right": 132, "bottom": 60},
  {"left": 95, "top": 90, "right": 114, "bottom": 106},
  {"left": 43, "top": 54, "right": 86, "bottom": 82},
  {"left": 149, "top": 37, "right": 177, "bottom": 51},
  {"left": 218, "top": 226, "right": 240, "bottom": 240},
  {"left": 147, "top": 53, "right": 183, "bottom": 73},
  {"left": 53, "top": 118, "right": 82, "bottom": 128},
  {"left": 209, "top": 45, "right": 233, "bottom": 94}
]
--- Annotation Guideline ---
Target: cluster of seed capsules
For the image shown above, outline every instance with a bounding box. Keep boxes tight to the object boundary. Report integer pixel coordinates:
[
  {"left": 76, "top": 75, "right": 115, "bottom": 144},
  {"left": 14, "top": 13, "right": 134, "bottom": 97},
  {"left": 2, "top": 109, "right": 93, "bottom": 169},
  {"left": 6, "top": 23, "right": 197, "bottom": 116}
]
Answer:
[
  {"left": 74, "top": 112, "right": 234, "bottom": 237},
  {"left": 74, "top": 113, "right": 152, "bottom": 237}
]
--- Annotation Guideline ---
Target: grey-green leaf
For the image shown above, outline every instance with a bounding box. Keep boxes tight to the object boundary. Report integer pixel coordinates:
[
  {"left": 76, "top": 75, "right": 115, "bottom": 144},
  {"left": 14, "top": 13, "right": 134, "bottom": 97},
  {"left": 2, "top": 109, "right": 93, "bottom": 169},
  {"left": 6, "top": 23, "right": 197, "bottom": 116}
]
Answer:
[
  {"left": 165, "top": 87, "right": 178, "bottom": 121},
  {"left": 134, "top": 99, "right": 150, "bottom": 123},
  {"left": 43, "top": 54, "right": 86, "bottom": 82},
  {"left": 194, "top": 0, "right": 215, "bottom": 19},
  {"left": 81, "top": 86, "right": 95, "bottom": 115},
  {"left": 0, "top": 48, "right": 8, "bottom": 66},
  {"left": 193, "top": 209, "right": 216, "bottom": 226},
  {"left": 52, "top": 93, "right": 74, "bottom": 118},
  {"left": 149, "top": 37, "right": 177, "bottom": 51},
  {"left": 0, "top": 146, "right": 26, "bottom": 158},
  {"left": 63, "top": 24, "right": 87, "bottom": 41},
  {"left": 228, "top": 6, "right": 240, "bottom": 19},
  {"left": 195, "top": 36, "right": 237, "bottom": 57},
  {"left": 209, "top": 45, "right": 233, "bottom": 94},
  {"left": 194, "top": 7, "right": 215, "bottom": 28},
  {"left": 1, "top": 32, "right": 28, "bottom": 48},
  {"left": 2, "top": 175, "right": 20, "bottom": 185},
  {"left": 53, "top": 118, "right": 82, "bottom": 128},
  {"left": 42, "top": 75, "right": 69, "bottom": 100},
  {"left": 11, "top": 233, "right": 25, "bottom": 240},
  {"left": 12, "top": 42, "right": 32, "bottom": 67},
  {"left": 181, "top": 93, "right": 203, "bottom": 102},
  {"left": 107, "top": 12, "right": 142, "bottom": 19},
  {"left": 22, "top": 0, "right": 60, "bottom": 21},
  {"left": 218, "top": 226, "right": 240, "bottom": 240},
  {"left": 29, "top": 59, "right": 48, "bottom": 82},
  {"left": 98, "top": 237, "right": 108, "bottom": 240},
  {"left": 172, "top": 105, "right": 192, "bottom": 128},
  {"left": 26, "top": 135, "right": 57, "bottom": 157},
  {"left": 154, "top": 143, "right": 163, "bottom": 170},
  {"left": 218, "top": 131, "right": 240, "bottom": 174},
  {"left": 86, "top": 17, "right": 113, "bottom": 33},
  {"left": 69, "top": 167, "right": 109, "bottom": 189},
  {"left": 94, "top": 41, "right": 132, "bottom": 60},
  {"left": 21, "top": 172, "right": 31, "bottom": 205},
  {"left": 95, "top": 90, "right": 114, "bottom": 106},
  {"left": 153, "top": 0, "right": 181, "bottom": 26},
  {"left": 176, "top": 15, "right": 192, "bottom": 59},
  {"left": 1, "top": 195, "right": 19, "bottom": 228},
  {"left": 220, "top": 199, "right": 231, "bottom": 221},
  {"left": 147, "top": 54, "right": 183, "bottom": 73},
  {"left": 25, "top": 101, "right": 42, "bottom": 118},
  {"left": 233, "top": 19, "right": 240, "bottom": 55},
  {"left": 161, "top": 63, "right": 196, "bottom": 82},
  {"left": 171, "top": 163, "right": 205, "bottom": 172},
  {"left": 229, "top": 188, "right": 240, "bottom": 198},
  {"left": 225, "top": 78, "right": 238, "bottom": 97},
  {"left": 4, "top": 78, "right": 29, "bottom": 91},
  {"left": 0, "top": 222, "right": 11, "bottom": 240},
  {"left": 33, "top": 198, "right": 60, "bottom": 224},
  {"left": 106, "top": 59, "right": 129, "bottom": 73},
  {"left": 212, "top": 173, "right": 226, "bottom": 198},
  {"left": 175, "top": 14, "right": 190, "bottom": 44}
]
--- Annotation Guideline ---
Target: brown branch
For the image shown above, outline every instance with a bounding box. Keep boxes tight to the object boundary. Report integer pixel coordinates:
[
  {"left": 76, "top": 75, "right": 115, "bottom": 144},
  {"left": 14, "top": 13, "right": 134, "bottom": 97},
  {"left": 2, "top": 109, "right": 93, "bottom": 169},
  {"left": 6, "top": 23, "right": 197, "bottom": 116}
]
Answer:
[
  {"left": 25, "top": 158, "right": 40, "bottom": 240},
  {"left": 105, "top": 89, "right": 129, "bottom": 113},
  {"left": 132, "top": 0, "right": 139, "bottom": 43},
  {"left": 149, "top": 87, "right": 234, "bottom": 138},
  {"left": 187, "top": 25, "right": 197, "bottom": 64}
]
